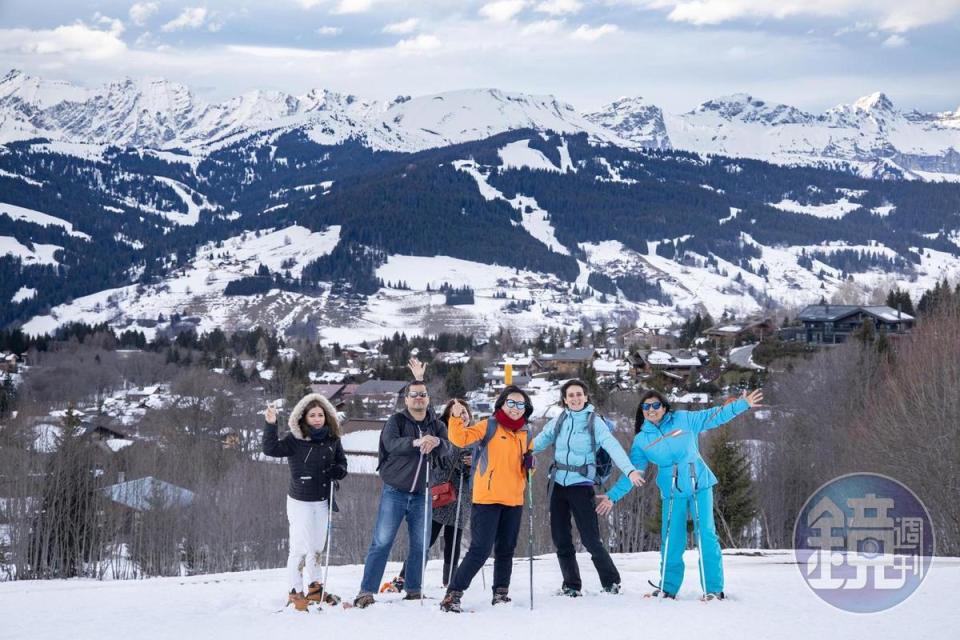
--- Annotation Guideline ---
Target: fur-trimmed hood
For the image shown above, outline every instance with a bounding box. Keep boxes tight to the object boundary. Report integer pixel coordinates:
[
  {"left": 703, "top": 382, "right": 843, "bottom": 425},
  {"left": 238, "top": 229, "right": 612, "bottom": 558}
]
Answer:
[{"left": 287, "top": 393, "right": 341, "bottom": 440}]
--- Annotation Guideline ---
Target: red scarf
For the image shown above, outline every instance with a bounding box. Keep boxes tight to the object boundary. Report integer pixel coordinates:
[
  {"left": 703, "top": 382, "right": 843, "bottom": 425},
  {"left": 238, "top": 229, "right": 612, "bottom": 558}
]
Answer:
[{"left": 494, "top": 408, "right": 526, "bottom": 431}]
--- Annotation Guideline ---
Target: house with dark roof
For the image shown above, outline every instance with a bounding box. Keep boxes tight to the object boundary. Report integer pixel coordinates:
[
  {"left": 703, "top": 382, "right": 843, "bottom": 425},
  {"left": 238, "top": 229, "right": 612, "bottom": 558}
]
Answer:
[
  {"left": 795, "top": 304, "right": 914, "bottom": 344},
  {"left": 704, "top": 318, "right": 779, "bottom": 347},
  {"left": 539, "top": 348, "right": 600, "bottom": 376},
  {"left": 353, "top": 380, "right": 408, "bottom": 400}
]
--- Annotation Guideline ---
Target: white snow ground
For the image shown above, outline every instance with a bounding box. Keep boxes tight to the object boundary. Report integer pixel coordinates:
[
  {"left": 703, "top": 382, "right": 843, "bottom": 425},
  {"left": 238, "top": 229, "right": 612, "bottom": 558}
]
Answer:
[{"left": 0, "top": 551, "right": 955, "bottom": 639}]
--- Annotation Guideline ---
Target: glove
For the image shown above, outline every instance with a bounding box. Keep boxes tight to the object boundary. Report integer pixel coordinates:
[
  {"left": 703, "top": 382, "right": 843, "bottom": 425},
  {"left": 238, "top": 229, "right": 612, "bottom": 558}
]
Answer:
[
  {"left": 326, "top": 465, "right": 348, "bottom": 480},
  {"left": 522, "top": 452, "right": 536, "bottom": 471}
]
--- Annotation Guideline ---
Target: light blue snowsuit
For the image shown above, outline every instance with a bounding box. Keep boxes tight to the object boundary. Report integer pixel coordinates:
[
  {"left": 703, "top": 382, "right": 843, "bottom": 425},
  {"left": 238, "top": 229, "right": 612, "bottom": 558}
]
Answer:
[{"left": 606, "top": 399, "right": 750, "bottom": 595}]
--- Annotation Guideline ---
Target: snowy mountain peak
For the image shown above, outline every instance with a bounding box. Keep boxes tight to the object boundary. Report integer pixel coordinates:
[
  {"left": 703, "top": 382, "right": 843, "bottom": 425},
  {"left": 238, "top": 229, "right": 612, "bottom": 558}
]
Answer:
[
  {"left": 853, "top": 91, "right": 895, "bottom": 113},
  {"left": 586, "top": 96, "right": 670, "bottom": 150},
  {"left": 0, "top": 68, "right": 93, "bottom": 108},
  {"left": 692, "top": 93, "right": 815, "bottom": 125}
]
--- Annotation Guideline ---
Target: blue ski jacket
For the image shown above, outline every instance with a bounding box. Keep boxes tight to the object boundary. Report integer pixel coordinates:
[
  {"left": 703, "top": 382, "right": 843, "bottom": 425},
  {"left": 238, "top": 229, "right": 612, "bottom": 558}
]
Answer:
[{"left": 606, "top": 398, "right": 750, "bottom": 501}]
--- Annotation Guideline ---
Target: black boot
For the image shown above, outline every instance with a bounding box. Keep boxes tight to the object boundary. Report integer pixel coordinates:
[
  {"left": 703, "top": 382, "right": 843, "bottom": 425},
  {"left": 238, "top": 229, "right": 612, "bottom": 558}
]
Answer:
[
  {"left": 440, "top": 590, "right": 463, "bottom": 613},
  {"left": 491, "top": 587, "right": 511, "bottom": 605}
]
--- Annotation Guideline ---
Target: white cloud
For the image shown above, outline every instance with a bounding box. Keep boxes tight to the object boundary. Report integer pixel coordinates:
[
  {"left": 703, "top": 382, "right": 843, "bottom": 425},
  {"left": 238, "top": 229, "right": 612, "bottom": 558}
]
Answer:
[
  {"left": 882, "top": 34, "right": 908, "bottom": 47},
  {"left": 129, "top": 2, "right": 159, "bottom": 27},
  {"left": 94, "top": 14, "right": 125, "bottom": 36},
  {"left": 161, "top": 7, "right": 208, "bottom": 32},
  {"left": 383, "top": 18, "right": 420, "bottom": 34},
  {"left": 571, "top": 23, "right": 619, "bottom": 40},
  {"left": 0, "top": 22, "right": 127, "bottom": 60},
  {"left": 333, "top": 0, "right": 374, "bottom": 14},
  {"left": 316, "top": 26, "right": 343, "bottom": 36},
  {"left": 521, "top": 19, "right": 564, "bottom": 35},
  {"left": 396, "top": 34, "right": 442, "bottom": 51},
  {"left": 479, "top": 0, "right": 528, "bottom": 22},
  {"left": 535, "top": 0, "right": 583, "bottom": 15},
  {"left": 294, "top": 0, "right": 326, "bottom": 7},
  {"left": 623, "top": 0, "right": 960, "bottom": 33}
]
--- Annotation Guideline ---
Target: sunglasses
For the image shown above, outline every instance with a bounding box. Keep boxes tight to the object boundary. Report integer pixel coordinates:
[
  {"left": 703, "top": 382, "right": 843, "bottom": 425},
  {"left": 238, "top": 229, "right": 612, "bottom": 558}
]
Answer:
[
  {"left": 406, "top": 391, "right": 429, "bottom": 398},
  {"left": 641, "top": 401, "right": 663, "bottom": 411},
  {"left": 505, "top": 400, "right": 527, "bottom": 409}
]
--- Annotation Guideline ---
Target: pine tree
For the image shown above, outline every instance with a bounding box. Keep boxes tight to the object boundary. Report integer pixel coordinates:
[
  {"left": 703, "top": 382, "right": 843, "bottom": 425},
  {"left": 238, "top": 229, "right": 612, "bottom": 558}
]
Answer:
[
  {"left": 444, "top": 366, "right": 466, "bottom": 399},
  {"left": 706, "top": 429, "right": 756, "bottom": 547}
]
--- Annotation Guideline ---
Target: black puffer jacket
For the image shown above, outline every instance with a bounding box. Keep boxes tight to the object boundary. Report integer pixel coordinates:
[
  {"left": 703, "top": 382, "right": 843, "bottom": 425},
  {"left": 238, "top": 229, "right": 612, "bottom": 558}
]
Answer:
[
  {"left": 378, "top": 408, "right": 454, "bottom": 493},
  {"left": 263, "top": 422, "right": 348, "bottom": 502}
]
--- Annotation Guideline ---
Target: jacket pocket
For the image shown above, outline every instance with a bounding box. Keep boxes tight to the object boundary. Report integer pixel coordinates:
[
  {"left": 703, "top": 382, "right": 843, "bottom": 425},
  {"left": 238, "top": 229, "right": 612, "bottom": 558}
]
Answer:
[{"left": 487, "top": 470, "right": 495, "bottom": 491}]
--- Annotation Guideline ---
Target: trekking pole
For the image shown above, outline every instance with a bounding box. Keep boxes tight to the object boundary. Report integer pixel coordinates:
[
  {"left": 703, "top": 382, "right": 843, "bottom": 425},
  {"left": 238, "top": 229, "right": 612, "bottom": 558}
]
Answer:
[
  {"left": 448, "top": 468, "right": 465, "bottom": 586},
  {"left": 319, "top": 480, "right": 336, "bottom": 607},
  {"left": 421, "top": 458, "right": 431, "bottom": 606},
  {"left": 658, "top": 465, "right": 678, "bottom": 601},
  {"left": 527, "top": 468, "right": 535, "bottom": 611},
  {"left": 688, "top": 462, "right": 707, "bottom": 600}
]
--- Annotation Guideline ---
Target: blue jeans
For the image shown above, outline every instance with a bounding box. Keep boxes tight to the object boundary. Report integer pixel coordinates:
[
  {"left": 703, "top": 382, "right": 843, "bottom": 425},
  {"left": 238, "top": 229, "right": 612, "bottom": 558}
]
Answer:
[{"left": 359, "top": 484, "right": 430, "bottom": 594}]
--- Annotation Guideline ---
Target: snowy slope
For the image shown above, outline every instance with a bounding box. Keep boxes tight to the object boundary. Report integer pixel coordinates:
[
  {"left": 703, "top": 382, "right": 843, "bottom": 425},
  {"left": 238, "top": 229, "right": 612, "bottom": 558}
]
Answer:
[
  {"left": 20, "top": 225, "right": 341, "bottom": 339},
  {"left": 0, "top": 551, "right": 955, "bottom": 640},
  {"left": 0, "top": 70, "right": 623, "bottom": 155},
  {"left": 592, "top": 92, "right": 960, "bottom": 179}
]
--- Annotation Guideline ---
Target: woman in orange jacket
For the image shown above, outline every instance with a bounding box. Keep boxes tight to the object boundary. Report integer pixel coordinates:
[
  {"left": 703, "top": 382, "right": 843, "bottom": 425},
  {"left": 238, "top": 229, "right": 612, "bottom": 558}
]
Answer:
[{"left": 439, "top": 385, "right": 534, "bottom": 613}]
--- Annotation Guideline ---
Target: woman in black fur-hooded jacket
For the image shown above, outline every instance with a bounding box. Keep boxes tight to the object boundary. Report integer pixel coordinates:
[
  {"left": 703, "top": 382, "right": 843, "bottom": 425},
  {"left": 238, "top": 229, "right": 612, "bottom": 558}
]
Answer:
[{"left": 263, "top": 393, "right": 347, "bottom": 610}]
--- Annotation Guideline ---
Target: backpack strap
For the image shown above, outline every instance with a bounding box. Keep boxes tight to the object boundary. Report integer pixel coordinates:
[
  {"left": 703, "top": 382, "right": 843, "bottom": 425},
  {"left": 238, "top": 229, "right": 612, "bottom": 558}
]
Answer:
[{"left": 472, "top": 417, "right": 500, "bottom": 479}]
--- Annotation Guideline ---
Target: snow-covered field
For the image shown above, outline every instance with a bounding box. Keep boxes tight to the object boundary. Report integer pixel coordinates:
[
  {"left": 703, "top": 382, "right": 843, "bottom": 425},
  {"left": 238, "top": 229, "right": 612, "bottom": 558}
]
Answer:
[{"left": 0, "top": 551, "right": 955, "bottom": 639}]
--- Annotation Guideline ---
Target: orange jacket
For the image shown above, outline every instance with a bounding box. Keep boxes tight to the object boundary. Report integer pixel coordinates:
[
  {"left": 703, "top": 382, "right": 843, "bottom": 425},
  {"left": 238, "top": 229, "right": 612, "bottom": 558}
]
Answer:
[{"left": 447, "top": 416, "right": 531, "bottom": 507}]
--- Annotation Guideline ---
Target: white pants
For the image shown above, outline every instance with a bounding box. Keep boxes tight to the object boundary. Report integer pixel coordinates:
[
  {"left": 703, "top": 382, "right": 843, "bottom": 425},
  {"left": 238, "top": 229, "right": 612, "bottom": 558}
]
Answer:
[{"left": 286, "top": 495, "right": 330, "bottom": 592}]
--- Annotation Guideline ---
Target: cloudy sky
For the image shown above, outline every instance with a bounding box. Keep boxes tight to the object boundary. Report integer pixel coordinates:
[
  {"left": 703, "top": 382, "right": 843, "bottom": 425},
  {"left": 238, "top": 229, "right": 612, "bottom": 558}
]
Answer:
[{"left": 1, "top": 0, "right": 958, "bottom": 113}]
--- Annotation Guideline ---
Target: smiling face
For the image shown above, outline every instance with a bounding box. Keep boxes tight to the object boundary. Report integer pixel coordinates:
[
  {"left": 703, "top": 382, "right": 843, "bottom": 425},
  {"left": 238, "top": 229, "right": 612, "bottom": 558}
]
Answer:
[
  {"left": 502, "top": 392, "right": 526, "bottom": 420},
  {"left": 305, "top": 405, "right": 326, "bottom": 429},
  {"left": 641, "top": 397, "right": 667, "bottom": 424},
  {"left": 563, "top": 383, "right": 588, "bottom": 411}
]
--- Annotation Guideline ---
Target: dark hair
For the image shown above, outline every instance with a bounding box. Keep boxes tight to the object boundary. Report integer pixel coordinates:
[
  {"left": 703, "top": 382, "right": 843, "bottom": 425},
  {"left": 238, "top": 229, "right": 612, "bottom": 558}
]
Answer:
[
  {"left": 299, "top": 399, "right": 329, "bottom": 431},
  {"left": 397, "top": 380, "right": 429, "bottom": 406},
  {"left": 440, "top": 398, "right": 473, "bottom": 426},
  {"left": 559, "top": 379, "right": 589, "bottom": 407},
  {"left": 634, "top": 390, "right": 671, "bottom": 433},
  {"left": 495, "top": 385, "right": 534, "bottom": 421}
]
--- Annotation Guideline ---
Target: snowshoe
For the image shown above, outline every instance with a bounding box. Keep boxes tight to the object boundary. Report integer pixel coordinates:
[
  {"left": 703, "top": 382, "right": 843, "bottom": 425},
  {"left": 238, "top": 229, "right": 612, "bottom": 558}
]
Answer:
[
  {"left": 559, "top": 586, "right": 583, "bottom": 598},
  {"left": 602, "top": 583, "right": 621, "bottom": 595},
  {"left": 440, "top": 590, "right": 463, "bottom": 613},
  {"left": 402, "top": 591, "right": 424, "bottom": 601},
  {"left": 645, "top": 588, "right": 676, "bottom": 600},
  {"left": 702, "top": 591, "right": 725, "bottom": 602},
  {"left": 288, "top": 589, "right": 311, "bottom": 612},
  {"left": 380, "top": 576, "right": 404, "bottom": 593},
  {"left": 491, "top": 588, "right": 511, "bottom": 605},
  {"left": 306, "top": 582, "right": 341, "bottom": 606},
  {"left": 353, "top": 593, "right": 376, "bottom": 609}
]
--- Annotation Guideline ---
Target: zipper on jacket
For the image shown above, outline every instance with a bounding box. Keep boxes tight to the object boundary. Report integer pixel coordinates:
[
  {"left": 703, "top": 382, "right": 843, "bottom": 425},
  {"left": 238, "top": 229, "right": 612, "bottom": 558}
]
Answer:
[{"left": 305, "top": 448, "right": 312, "bottom": 463}]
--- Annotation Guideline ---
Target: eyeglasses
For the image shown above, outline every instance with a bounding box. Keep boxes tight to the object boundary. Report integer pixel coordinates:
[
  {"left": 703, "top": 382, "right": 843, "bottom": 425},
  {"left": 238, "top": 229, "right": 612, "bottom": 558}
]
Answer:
[
  {"left": 505, "top": 400, "right": 527, "bottom": 409},
  {"left": 406, "top": 391, "right": 429, "bottom": 398},
  {"left": 641, "top": 401, "right": 663, "bottom": 411}
]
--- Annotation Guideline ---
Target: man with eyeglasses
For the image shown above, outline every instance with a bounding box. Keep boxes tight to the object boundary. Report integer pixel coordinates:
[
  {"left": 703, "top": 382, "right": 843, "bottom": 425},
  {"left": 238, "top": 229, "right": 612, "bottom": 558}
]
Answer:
[{"left": 354, "top": 359, "right": 454, "bottom": 608}]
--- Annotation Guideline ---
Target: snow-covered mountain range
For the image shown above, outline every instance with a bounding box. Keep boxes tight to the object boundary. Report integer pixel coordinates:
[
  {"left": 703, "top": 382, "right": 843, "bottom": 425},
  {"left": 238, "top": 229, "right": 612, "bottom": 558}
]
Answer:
[
  {"left": 3, "top": 69, "right": 960, "bottom": 341},
  {"left": 3, "top": 69, "right": 960, "bottom": 179}
]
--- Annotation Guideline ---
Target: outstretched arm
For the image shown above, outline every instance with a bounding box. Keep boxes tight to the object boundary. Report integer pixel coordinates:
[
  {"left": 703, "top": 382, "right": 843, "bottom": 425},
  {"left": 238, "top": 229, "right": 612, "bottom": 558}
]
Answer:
[
  {"left": 531, "top": 414, "right": 561, "bottom": 453},
  {"left": 689, "top": 389, "right": 763, "bottom": 434}
]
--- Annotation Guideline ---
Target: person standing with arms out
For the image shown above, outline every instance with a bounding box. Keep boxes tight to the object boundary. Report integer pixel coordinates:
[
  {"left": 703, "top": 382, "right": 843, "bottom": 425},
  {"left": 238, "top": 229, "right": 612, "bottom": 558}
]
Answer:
[
  {"left": 262, "top": 393, "right": 347, "bottom": 611},
  {"left": 353, "top": 359, "right": 454, "bottom": 608},
  {"left": 439, "top": 386, "right": 535, "bottom": 613},
  {"left": 531, "top": 379, "right": 644, "bottom": 596},
  {"left": 596, "top": 388, "right": 764, "bottom": 600}
]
